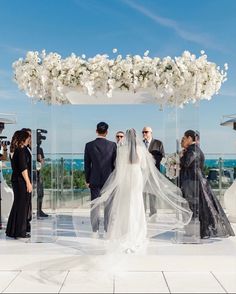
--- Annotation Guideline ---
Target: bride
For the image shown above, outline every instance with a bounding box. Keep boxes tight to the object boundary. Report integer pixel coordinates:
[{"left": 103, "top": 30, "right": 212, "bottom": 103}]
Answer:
[{"left": 91, "top": 128, "right": 193, "bottom": 253}]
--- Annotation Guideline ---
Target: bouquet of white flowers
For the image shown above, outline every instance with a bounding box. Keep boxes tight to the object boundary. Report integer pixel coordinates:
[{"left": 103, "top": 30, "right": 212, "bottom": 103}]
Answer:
[{"left": 161, "top": 153, "right": 180, "bottom": 179}]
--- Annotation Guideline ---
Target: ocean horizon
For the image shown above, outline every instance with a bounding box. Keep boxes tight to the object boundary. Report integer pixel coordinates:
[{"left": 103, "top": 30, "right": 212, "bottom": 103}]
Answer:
[{"left": 2, "top": 158, "right": 236, "bottom": 174}]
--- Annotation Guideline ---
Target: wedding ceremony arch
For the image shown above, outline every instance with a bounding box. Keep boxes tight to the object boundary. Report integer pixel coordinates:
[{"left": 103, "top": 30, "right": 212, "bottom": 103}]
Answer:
[{"left": 13, "top": 49, "right": 227, "bottom": 245}]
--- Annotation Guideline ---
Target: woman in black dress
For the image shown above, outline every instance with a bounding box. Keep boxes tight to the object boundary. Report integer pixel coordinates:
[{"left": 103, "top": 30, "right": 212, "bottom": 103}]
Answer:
[
  {"left": 6, "top": 130, "right": 32, "bottom": 238},
  {"left": 180, "top": 130, "right": 235, "bottom": 239}
]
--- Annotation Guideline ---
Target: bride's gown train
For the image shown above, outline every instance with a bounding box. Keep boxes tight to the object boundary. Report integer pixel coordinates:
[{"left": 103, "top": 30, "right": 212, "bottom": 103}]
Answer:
[
  {"left": 104, "top": 147, "right": 147, "bottom": 252},
  {"left": 90, "top": 130, "right": 193, "bottom": 252}
]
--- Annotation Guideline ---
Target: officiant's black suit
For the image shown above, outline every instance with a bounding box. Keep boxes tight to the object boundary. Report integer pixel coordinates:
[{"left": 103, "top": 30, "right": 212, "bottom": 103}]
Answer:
[
  {"left": 143, "top": 138, "right": 165, "bottom": 216},
  {"left": 84, "top": 138, "right": 117, "bottom": 232},
  {"left": 147, "top": 139, "right": 165, "bottom": 171}
]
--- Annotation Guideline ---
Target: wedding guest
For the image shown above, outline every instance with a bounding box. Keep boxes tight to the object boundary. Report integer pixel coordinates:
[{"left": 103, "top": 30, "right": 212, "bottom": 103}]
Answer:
[
  {"left": 142, "top": 126, "right": 165, "bottom": 216},
  {"left": 84, "top": 122, "right": 117, "bottom": 237},
  {"left": 21, "top": 128, "right": 32, "bottom": 230},
  {"left": 115, "top": 131, "right": 125, "bottom": 146},
  {"left": 180, "top": 130, "right": 235, "bottom": 239},
  {"left": 6, "top": 130, "right": 32, "bottom": 239}
]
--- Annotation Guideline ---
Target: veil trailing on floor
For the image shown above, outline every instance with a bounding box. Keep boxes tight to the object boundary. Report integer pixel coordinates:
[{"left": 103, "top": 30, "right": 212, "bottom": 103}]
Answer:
[
  {"left": 72, "top": 129, "right": 193, "bottom": 254},
  {"left": 93, "top": 130, "right": 192, "bottom": 237}
]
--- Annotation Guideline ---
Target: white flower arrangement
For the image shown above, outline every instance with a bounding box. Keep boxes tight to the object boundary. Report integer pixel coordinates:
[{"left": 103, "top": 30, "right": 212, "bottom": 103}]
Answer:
[
  {"left": 161, "top": 153, "right": 180, "bottom": 179},
  {"left": 12, "top": 50, "right": 227, "bottom": 106}
]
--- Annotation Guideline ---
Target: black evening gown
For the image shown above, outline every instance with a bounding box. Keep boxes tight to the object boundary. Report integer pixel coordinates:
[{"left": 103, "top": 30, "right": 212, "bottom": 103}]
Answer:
[
  {"left": 6, "top": 147, "right": 32, "bottom": 238},
  {"left": 24, "top": 146, "right": 32, "bottom": 232},
  {"left": 180, "top": 143, "right": 235, "bottom": 239}
]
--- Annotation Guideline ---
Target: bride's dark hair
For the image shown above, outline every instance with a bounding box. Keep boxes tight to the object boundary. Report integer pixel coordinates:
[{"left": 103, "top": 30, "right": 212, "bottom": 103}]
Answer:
[{"left": 126, "top": 128, "right": 139, "bottom": 164}]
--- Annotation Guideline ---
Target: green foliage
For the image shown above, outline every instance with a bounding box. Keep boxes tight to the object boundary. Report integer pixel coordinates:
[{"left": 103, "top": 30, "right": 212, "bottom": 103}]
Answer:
[
  {"left": 73, "top": 170, "right": 86, "bottom": 189},
  {"left": 40, "top": 164, "right": 86, "bottom": 189},
  {"left": 203, "top": 165, "right": 210, "bottom": 176},
  {"left": 3, "top": 173, "right": 12, "bottom": 187},
  {"left": 41, "top": 164, "right": 53, "bottom": 188}
]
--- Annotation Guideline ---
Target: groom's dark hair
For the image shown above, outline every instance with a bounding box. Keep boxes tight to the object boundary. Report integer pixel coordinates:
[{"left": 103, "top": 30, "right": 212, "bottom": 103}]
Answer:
[
  {"left": 97, "top": 122, "right": 109, "bottom": 134},
  {"left": 184, "top": 130, "right": 196, "bottom": 141}
]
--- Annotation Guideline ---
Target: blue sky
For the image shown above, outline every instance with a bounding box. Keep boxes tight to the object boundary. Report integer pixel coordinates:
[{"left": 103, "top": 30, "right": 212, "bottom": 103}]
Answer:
[{"left": 0, "top": 0, "right": 236, "bottom": 155}]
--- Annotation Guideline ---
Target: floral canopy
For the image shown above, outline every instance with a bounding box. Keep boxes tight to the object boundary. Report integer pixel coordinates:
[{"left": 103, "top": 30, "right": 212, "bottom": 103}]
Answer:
[{"left": 13, "top": 50, "right": 227, "bottom": 107}]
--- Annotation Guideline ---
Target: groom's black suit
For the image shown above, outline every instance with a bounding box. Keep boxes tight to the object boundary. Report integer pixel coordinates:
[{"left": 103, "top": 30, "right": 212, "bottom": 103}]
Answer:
[{"left": 84, "top": 137, "right": 117, "bottom": 232}]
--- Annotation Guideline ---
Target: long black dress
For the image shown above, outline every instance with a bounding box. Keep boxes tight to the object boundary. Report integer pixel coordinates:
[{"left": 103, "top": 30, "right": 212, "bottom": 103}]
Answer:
[
  {"left": 180, "top": 143, "right": 235, "bottom": 239},
  {"left": 6, "top": 147, "right": 32, "bottom": 238},
  {"left": 24, "top": 146, "right": 32, "bottom": 232}
]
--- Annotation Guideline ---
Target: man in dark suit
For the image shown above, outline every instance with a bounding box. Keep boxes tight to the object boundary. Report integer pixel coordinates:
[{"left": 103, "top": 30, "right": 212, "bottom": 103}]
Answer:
[
  {"left": 142, "top": 126, "right": 165, "bottom": 216},
  {"left": 84, "top": 122, "right": 117, "bottom": 235}
]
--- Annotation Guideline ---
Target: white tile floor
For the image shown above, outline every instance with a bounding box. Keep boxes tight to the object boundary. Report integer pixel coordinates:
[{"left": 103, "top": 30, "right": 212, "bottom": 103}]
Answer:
[
  {"left": 60, "top": 271, "right": 113, "bottom": 293},
  {"left": 0, "top": 217, "right": 235, "bottom": 293},
  {"left": 114, "top": 272, "right": 169, "bottom": 293},
  {"left": 163, "top": 272, "right": 226, "bottom": 293},
  {"left": 1, "top": 270, "right": 236, "bottom": 293}
]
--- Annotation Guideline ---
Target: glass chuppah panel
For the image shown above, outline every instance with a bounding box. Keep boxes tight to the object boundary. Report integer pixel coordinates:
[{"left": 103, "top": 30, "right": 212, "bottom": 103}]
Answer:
[
  {"left": 30, "top": 103, "right": 57, "bottom": 242},
  {"left": 163, "top": 104, "right": 200, "bottom": 243},
  {"left": 49, "top": 104, "right": 78, "bottom": 238},
  {"left": 29, "top": 100, "right": 201, "bottom": 245},
  {"left": 44, "top": 104, "right": 89, "bottom": 240}
]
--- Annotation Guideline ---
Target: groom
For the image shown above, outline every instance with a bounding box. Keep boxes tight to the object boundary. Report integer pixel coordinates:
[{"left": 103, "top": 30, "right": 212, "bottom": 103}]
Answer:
[{"left": 84, "top": 122, "right": 117, "bottom": 235}]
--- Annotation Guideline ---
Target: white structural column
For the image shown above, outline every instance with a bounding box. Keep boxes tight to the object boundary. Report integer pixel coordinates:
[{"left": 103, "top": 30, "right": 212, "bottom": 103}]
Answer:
[{"left": 224, "top": 181, "right": 236, "bottom": 223}]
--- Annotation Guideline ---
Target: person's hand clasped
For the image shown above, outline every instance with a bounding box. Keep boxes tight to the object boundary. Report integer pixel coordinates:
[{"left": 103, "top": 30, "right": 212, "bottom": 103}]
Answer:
[{"left": 27, "top": 182, "right": 32, "bottom": 193}]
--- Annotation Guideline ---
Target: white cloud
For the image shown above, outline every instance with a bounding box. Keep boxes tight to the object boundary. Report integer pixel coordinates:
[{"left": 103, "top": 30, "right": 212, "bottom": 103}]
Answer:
[
  {"left": 219, "top": 89, "right": 236, "bottom": 97},
  {"left": 0, "top": 69, "right": 12, "bottom": 78},
  {"left": 0, "top": 44, "right": 27, "bottom": 55},
  {"left": 0, "top": 89, "right": 21, "bottom": 100},
  {"left": 123, "top": 0, "right": 225, "bottom": 51}
]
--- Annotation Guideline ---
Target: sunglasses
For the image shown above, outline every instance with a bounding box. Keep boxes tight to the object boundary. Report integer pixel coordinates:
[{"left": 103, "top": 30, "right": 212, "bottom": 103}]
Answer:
[
  {"left": 142, "top": 131, "right": 150, "bottom": 134},
  {"left": 116, "top": 135, "right": 124, "bottom": 138}
]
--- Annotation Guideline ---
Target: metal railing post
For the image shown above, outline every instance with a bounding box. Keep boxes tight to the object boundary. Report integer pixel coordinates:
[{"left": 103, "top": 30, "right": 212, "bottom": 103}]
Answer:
[{"left": 218, "top": 157, "right": 223, "bottom": 201}]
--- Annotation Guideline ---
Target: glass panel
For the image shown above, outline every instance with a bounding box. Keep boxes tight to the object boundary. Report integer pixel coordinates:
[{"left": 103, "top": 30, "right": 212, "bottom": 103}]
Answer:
[
  {"left": 175, "top": 103, "right": 200, "bottom": 243},
  {"left": 30, "top": 103, "right": 57, "bottom": 243},
  {"left": 163, "top": 104, "right": 201, "bottom": 244},
  {"left": 205, "top": 153, "right": 236, "bottom": 224}
]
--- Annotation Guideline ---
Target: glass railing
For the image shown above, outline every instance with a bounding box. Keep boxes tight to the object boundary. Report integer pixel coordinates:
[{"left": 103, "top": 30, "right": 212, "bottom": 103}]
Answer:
[
  {"left": 204, "top": 153, "right": 236, "bottom": 206},
  {"left": 1, "top": 153, "right": 236, "bottom": 211}
]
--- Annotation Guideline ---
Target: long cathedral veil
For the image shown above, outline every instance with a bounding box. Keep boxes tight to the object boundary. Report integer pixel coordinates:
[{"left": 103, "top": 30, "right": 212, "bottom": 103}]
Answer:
[{"left": 90, "top": 129, "right": 193, "bottom": 243}]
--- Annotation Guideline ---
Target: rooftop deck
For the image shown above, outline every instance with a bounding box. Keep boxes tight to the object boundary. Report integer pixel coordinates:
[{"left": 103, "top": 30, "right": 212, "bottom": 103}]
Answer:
[{"left": 0, "top": 213, "right": 235, "bottom": 293}]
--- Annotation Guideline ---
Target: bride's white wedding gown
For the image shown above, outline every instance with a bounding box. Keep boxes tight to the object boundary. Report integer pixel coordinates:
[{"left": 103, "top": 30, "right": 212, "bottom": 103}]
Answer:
[
  {"left": 90, "top": 129, "right": 193, "bottom": 253},
  {"left": 105, "top": 146, "right": 147, "bottom": 252}
]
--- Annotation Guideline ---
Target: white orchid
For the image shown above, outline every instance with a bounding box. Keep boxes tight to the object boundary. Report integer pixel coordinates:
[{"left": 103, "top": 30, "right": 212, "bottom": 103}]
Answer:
[{"left": 13, "top": 50, "right": 227, "bottom": 107}]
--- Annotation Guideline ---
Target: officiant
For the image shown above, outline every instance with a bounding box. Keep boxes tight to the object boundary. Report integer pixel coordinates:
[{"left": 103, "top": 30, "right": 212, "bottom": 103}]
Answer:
[{"left": 142, "top": 126, "right": 165, "bottom": 216}]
